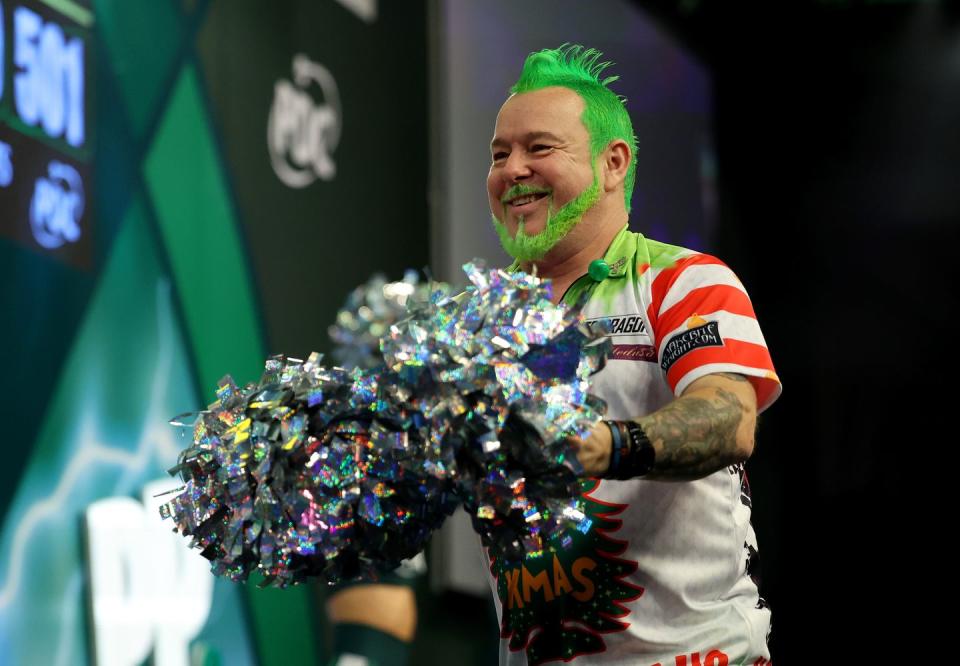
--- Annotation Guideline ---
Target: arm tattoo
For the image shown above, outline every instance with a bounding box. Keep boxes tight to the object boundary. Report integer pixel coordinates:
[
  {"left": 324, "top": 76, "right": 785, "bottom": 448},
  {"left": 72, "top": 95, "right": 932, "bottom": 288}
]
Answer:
[{"left": 638, "top": 387, "right": 746, "bottom": 481}]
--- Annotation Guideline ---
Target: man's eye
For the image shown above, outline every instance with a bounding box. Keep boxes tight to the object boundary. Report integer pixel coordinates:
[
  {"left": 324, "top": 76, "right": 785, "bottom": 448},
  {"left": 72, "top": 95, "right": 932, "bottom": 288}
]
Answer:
[
  {"left": 531, "top": 144, "right": 553, "bottom": 153},
  {"left": 492, "top": 152, "right": 508, "bottom": 162}
]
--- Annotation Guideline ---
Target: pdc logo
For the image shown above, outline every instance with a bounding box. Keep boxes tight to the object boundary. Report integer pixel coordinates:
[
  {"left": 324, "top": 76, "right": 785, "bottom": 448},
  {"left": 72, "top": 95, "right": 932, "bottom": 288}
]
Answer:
[
  {"left": 267, "top": 54, "right": 341, "bottom": 188},
  {"left": 30, "top": 160, "right": 84, "bottom": 250}
]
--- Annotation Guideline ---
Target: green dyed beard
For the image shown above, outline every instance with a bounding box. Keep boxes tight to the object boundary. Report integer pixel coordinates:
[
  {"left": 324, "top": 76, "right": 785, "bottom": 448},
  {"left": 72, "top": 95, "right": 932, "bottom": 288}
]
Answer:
[{"left": 492, "top": 172, "right": 602, "bottom": 262}]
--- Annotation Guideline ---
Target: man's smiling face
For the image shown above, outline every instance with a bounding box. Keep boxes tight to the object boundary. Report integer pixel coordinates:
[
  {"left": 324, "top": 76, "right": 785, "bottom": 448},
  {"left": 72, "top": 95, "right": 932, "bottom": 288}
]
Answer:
[{"left": 487, "top": 87, "right": 601, "bottom": 261}]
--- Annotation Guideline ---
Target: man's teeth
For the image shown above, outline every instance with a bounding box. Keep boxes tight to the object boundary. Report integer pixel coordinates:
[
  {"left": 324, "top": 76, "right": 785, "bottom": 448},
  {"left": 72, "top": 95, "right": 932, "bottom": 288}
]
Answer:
[{"left": 510, "top": 194, "right": 542, "bottom": 206}]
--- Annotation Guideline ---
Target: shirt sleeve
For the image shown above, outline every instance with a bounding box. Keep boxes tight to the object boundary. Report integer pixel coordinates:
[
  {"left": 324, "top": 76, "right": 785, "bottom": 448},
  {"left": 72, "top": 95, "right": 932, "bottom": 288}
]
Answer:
[{"left": 646, "top": 253, "right": 782, "bottom": 412}]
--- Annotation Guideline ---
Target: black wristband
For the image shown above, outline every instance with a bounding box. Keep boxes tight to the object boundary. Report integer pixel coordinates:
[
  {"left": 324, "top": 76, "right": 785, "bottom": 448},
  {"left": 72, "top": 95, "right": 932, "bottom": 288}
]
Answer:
[
  {"left": 603, "top": 420, "right": 655, "bottom": 480},
  {"left": 622, "top": 420, "right": 655, "bottom": 478}
]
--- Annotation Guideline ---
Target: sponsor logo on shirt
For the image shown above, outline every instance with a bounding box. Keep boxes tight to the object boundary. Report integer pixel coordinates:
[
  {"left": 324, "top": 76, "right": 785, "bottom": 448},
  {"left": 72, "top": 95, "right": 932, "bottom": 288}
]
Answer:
[
  {"left": 607, "top": 256, "right": 627, "bottom": 275},
  {"left": 611, "top": 344, "right": 657, "bottom": 362},
  {"left": 586, "top": 314, "right": 648, "bottom": 337},
  {"left": 660, "top": 320, "right": 723, "bottom": 373},
  {"left": 584, "top": 316, "right": 655, "bottom": 363}
]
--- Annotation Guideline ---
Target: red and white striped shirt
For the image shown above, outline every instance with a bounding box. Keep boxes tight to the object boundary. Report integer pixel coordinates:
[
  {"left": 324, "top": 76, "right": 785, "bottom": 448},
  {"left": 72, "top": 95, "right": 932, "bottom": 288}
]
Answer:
[{"left": 489, "top": 225, "right": 781, "bottom": 666}]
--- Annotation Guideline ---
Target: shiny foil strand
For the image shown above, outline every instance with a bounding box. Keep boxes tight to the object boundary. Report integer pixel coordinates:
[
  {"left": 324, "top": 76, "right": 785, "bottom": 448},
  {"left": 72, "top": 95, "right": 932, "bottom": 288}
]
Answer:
[{"left": 161, "top": 263, "right": 610, "bottom": 586}]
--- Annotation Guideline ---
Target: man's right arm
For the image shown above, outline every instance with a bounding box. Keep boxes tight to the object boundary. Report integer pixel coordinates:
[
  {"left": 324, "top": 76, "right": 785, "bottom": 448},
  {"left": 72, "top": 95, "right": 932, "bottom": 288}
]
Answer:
[{"left": 573, "top": 372, "right": 758, "bottom": 481}]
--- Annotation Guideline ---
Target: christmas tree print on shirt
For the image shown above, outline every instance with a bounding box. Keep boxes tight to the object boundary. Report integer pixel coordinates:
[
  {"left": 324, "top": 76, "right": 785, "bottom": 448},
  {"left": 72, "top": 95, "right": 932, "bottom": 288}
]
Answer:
[{"left": 491, "top": 479, "right": 644, "bottom": 664}]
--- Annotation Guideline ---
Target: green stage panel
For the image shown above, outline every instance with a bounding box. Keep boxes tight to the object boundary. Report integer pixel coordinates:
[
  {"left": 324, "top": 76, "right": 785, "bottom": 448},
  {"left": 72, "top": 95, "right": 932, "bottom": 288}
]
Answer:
[
  {"left": 2, "top": 2, "right": 431, "bottom": 663},
  {"left": 0, "top": 195, "right": 255, "bottom": 666},
  {"left": 144, "top": 63, "right": 264, "bottom": 393},
  {"left": 92, "top": 0, "right": 185, "bottom": 140}
]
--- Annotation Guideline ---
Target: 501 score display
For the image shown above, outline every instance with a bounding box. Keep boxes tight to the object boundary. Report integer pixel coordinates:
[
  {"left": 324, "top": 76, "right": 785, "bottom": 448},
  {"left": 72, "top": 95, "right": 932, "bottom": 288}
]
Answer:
[{"left": 2, "top": 2, "right": 86, "bottom": 148}]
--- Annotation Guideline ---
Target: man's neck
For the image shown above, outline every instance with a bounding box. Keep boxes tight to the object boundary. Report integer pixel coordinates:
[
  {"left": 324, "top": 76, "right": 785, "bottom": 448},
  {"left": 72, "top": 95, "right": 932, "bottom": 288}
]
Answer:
[{"left": 519, "top": 214, "right": 626, "bottom": 304}]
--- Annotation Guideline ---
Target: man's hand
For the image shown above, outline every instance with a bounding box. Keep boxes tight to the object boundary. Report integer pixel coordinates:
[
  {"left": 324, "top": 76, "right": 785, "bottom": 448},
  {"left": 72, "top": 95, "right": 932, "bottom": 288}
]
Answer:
[{"left": 571, "top": 420, "right": 613, "bottom": 477}]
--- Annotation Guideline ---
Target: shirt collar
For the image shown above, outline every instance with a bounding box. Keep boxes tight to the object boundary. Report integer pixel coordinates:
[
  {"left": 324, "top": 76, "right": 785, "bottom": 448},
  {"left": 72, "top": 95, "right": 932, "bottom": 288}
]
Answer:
[{"left": 599, "top": 224, "right": 633, "bottom": 279}]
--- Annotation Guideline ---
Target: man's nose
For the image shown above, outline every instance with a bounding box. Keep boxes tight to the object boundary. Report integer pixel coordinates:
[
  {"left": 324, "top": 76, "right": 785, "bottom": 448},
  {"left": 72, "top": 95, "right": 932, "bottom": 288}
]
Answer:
[{"left": 503, "top": 151, "right": 531, "bottom": 181}]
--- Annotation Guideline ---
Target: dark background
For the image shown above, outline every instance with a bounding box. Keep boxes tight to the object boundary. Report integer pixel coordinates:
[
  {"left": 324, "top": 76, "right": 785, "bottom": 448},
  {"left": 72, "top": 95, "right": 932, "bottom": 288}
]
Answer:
[
  {"left": 197, "top": 0, "right": 430, "bottom": 360},
  {"left": 638, "top": 0, "right": 958, "bottom": 657}
]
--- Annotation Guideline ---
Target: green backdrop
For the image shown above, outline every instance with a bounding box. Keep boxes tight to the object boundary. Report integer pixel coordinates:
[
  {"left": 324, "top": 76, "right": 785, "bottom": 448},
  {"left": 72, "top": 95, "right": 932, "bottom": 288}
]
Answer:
[{"left": 0, "top": 1, "right": 429, "bottom": 664}]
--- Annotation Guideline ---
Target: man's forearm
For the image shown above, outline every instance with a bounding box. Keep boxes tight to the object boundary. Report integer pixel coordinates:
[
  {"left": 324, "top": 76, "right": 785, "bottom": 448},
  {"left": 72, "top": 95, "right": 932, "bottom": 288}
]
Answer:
[{"left": 637, "top": 373, "right": 754, "bottom": 481}]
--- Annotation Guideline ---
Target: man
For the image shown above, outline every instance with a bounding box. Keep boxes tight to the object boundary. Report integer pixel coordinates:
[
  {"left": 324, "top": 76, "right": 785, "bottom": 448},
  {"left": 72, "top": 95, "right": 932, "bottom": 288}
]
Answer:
[{"left": 484, "top": 45, "right": 781, "bottom": 665}]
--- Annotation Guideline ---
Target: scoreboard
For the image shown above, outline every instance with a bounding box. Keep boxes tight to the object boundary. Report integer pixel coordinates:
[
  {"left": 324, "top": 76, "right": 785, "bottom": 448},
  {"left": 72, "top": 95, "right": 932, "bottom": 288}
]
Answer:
[{"left": 0, "top": 0, "right": 90, "bottom": 268}]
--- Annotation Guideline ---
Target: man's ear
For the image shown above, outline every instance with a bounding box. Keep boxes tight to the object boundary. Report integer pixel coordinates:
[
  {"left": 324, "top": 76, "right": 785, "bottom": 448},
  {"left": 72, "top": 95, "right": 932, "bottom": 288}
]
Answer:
[{"left": 602, "top": 139, "right": 632, "bottom": 193}]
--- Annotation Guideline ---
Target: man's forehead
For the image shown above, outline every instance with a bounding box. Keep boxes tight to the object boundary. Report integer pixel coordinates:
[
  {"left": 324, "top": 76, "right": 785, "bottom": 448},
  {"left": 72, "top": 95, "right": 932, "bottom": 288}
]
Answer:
[
  {"left": 492, "top": 87, "right": 588, "bottom": 142},
  {"left": 491, "top": 130, "right": 565, "bottom": 148}
]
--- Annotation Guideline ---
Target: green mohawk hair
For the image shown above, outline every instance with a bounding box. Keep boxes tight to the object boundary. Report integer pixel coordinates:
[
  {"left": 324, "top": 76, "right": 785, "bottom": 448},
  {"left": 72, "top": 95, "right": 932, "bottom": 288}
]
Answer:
[{"left": 510, "top": 44, "right": 638, "bottom": 212}]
